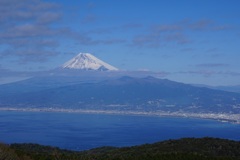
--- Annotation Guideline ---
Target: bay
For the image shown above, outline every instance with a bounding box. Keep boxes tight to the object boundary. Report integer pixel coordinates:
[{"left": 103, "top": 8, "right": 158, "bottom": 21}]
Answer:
[{"left": 0, "top": 111, "right": 240, "bottom": 151}]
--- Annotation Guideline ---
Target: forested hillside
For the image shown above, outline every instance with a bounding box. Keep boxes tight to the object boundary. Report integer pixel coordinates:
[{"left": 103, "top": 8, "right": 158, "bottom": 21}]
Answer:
[{"left": 1, "top": 137, "right": 240, "bottom": 160}]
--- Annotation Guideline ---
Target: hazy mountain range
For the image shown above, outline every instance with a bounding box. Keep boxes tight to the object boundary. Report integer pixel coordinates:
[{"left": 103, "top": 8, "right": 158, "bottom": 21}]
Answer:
[
  {"left": 193, "top": 84, "right": 240, "bottom": 93},
  {"left": 0, "top": 53, "right": 240, "bottom": 123},
  {"left": 1, "top": 75, "right": 240, "bottom": 112}
]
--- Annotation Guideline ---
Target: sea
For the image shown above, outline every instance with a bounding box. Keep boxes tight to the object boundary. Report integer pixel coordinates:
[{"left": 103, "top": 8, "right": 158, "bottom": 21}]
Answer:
[{"left": 0, "top": 111, "right": 240, "bottom": 151}]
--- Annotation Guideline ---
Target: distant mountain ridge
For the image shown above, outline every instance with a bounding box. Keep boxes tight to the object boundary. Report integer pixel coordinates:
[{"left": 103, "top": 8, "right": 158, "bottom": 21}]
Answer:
[
  {"left": 1, "top": 76, "right": 240, "bottom": 123},
  {"left": 62, "top": 53, "right": 118, "bottom": 71},
  {"left": 192, "top": 84, "right": 240, "bottom": 93}
]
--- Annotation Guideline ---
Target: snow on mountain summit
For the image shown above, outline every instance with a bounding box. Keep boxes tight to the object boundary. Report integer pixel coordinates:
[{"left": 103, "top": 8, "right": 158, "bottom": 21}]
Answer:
[{"left": 62, "top": 53, "right": 118, "bottom": 71}]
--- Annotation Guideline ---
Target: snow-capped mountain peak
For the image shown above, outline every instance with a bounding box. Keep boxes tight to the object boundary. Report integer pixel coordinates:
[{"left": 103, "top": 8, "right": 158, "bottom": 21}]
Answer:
[{"left": 62, "top": 53, "right": 118, "bottom": 71}]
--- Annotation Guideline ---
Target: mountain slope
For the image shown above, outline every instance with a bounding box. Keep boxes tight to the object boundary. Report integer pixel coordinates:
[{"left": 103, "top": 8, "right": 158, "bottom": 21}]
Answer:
[
  {"left": 1, "top": 76, "right": 240, "bottom": 118},
  {"left": 62, "top": 53, "right": 118, "bottom": 71}
]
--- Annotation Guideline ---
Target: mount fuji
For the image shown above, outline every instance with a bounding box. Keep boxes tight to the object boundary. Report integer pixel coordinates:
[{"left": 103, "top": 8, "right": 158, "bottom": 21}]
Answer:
[{"left": 62, "top": 53, "right": 118, "bottom": 71}]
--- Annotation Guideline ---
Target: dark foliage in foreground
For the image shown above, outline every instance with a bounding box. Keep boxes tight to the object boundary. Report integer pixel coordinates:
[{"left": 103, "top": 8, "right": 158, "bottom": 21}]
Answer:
[{"left": 1, "top": 137, "right": 240, "bottom": 160}]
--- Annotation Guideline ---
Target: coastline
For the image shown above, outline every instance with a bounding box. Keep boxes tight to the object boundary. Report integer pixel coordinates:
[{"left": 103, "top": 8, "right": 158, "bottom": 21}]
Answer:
[{"left": 0, "top": 107, "right": 239, "bottom": 124}]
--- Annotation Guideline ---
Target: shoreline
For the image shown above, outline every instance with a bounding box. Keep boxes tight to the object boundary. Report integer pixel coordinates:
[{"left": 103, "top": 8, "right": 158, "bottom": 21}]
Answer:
[{"left": 0, "top": 107, "right": 239, "bottom": 124}]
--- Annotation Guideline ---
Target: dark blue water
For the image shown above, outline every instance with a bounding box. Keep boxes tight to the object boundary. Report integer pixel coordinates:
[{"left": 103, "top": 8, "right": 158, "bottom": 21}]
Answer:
[{"left": 0, "top": 111, "right": 240, "bottom": 151}]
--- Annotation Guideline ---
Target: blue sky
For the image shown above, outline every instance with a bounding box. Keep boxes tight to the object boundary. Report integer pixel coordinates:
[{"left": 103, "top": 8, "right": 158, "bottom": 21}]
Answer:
[{"left": 0, "top": 0, "right": 240, "bottom": 86}]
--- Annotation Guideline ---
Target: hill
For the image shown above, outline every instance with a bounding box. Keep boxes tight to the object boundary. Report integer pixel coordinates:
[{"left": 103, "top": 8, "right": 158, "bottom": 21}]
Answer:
[{"left": 1, "top": 137, "right": 239, "bottom": 160}]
